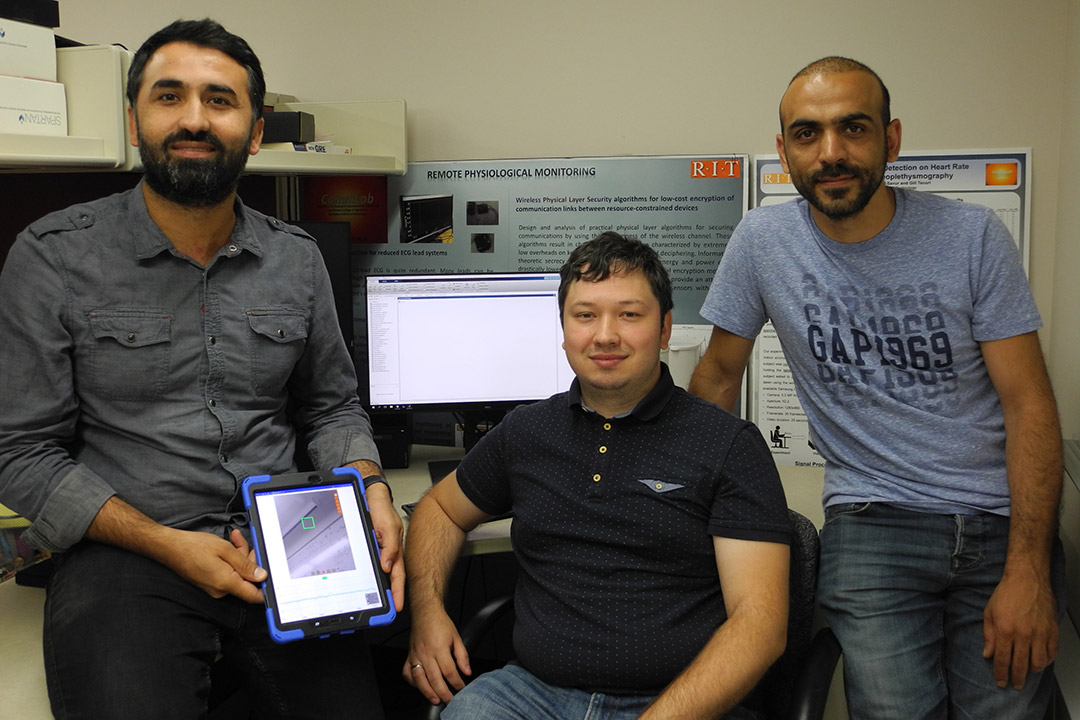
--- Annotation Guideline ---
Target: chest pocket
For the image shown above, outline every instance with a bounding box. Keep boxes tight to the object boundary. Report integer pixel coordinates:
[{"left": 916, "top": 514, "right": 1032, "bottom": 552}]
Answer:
[
  {"left": 87, "top": 309, "right": 172, "bottom": 402},
  {"left": 247, "top": 308, "right": 308, "bottom": 397}
]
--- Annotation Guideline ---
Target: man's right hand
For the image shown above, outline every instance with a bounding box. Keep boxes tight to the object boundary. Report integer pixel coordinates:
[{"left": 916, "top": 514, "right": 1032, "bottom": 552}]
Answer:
[
  {"left": 87, "top": 496, "right": 266, "bottom": 604},
  {"left": 403, "top": 609, "right": 472, "bottom": 705},
  {"left": 159, "top": 526, "right": 267, "bottom": 603}
]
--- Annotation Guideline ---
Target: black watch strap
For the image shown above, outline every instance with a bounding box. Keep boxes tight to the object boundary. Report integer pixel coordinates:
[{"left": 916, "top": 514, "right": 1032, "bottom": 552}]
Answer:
[{"left": 362, "top": 473, "right": 392, "bottom": 502}]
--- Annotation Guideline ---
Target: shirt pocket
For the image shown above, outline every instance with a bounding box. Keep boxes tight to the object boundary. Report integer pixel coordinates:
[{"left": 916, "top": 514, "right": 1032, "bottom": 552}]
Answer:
[
  {"left": 87, "top": 309, "right": 172, "bottom": 402},
  {"left": 246, "top": 307, "right": 308, "bottom": 397}
]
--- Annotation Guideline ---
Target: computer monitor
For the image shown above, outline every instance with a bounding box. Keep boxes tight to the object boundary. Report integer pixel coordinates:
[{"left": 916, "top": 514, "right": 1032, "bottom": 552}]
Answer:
[{"left": 365, "top": 271, "right": 575, "bottom": 420}]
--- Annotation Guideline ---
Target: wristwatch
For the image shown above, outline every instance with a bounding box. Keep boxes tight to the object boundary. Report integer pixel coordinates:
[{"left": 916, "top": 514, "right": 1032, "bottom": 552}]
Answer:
[{"left": 362, "top": 473, "right": 392, "bottom": 502}]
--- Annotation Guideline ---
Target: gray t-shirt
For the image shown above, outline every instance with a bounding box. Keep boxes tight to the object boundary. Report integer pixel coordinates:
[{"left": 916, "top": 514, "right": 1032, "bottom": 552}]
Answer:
[{"left": 700, "top": 188, "right": 1040, "bottom": 515}]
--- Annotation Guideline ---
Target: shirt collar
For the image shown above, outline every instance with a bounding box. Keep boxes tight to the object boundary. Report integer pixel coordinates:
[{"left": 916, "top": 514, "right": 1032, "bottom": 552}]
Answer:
[
  {"left": 128, "top": 179, "right": 263, "bottom": 261},
  {"left": 566, "top": 362, "right": 677, "bottom": 421}
]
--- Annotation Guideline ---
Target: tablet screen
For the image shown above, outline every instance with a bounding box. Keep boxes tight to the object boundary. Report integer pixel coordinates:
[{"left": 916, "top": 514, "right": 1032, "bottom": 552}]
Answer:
[{"left": 252, "top": 480, "right": 386, "bottom": 625}]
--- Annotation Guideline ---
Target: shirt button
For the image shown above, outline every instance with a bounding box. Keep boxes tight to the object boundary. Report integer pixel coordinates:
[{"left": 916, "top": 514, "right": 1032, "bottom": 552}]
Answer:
[
  {"left": 603, "top": 423, "right": 611, "bottom": 431},
  {"left": 228, "top": 244, "right": 239, "bottom": 253},
  {"left": 220, "top": 454, "right": 228, "bottom": 464},
  {"left": 208, "top": 336, "right": 216, "bottom": 345},
  {"left": 276, "top": 329, "right": 285, "bottom": 338},
  {"left": 599, "top": 446, "right": 608, "bottom": 454},
  {"left": 126, "top": 332, "right": 136, "bottom": 343},
  {"left": 209, "top": 399, "right": 217, "bottom": 408},
  {"left": 592, "top": 474, "right": 601, "bottom": 483}
]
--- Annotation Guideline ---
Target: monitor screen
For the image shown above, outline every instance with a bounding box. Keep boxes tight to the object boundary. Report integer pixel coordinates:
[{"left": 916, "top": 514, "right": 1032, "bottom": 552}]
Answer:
[{"left": 365, "top": 272, "right": 575, "bottom": 411}]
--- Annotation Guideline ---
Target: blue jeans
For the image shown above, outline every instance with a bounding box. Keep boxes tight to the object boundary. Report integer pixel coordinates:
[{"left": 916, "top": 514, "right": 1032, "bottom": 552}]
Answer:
[
  {"left": 442, "top": 663, "right": 760, "bottom": 720},
  {"left": 819, "top": 503, "right": 1066, "bottom": 720},
  {"left": 43, "top": 541, "right": 383, "bottom": 720}
]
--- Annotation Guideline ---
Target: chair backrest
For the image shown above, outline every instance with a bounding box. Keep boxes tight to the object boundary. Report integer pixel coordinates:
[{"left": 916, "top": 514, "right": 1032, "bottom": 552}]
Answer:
[{"left": 750, "top": 509, "right": 820, "bottom": 719}]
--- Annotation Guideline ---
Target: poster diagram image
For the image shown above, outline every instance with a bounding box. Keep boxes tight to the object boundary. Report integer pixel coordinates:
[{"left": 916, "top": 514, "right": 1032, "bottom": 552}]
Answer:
[
  {"left": 400, "top": 194, "right": 454, "bottom": 243},
  {"left": 273, "top": 489, "right": 357, "bottom": 579},
  {"left": 466, "top": 200, "right": 499, "bottom": 225},
  {"left": 471, "top": 233, "right": 495, "bottom": 253},
  {"left": 770, "top": 425, "right": 791, "bottom": 449}
]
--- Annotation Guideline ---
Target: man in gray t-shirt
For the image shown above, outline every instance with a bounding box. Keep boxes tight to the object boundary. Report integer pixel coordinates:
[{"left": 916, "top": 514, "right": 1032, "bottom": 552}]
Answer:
[{"left": 691, "top": 56, "right": 1064, "bottom": 719}]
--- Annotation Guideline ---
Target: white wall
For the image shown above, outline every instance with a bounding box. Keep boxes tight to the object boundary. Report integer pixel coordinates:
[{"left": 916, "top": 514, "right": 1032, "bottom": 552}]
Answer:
[
  {"left": 58, "top": 0, "right": 1078, "bottom": 436},
  {"left": 1051, "top": 1, "right": 1080, "bottom": 440}
]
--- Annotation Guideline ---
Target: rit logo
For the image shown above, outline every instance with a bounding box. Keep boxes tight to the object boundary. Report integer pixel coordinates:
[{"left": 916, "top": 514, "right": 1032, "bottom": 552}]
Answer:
[{"left": 690, "top": 159, "right": 741, "bottom": 178}]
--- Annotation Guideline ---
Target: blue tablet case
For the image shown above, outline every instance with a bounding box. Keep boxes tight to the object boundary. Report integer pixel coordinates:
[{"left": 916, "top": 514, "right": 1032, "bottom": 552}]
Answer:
[{"left": 242, "top": 466, "right": 396, "bottom": 643}]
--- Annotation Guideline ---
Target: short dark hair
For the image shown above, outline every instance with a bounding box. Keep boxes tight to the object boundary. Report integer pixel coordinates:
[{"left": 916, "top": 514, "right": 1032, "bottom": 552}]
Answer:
[
  {"left": 558, "top": 231, "right": 673, "bottom": 323},
  {"left": 126, "top": 18, "right": 265, "bottom": 123},
  {"left": 785, "top": 56, "right": 891, "bottom": 129}
]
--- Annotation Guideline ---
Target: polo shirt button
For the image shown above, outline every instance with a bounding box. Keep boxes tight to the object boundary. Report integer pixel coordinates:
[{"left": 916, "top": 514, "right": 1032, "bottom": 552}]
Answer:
[
  {"left": 592, "top": 474, "right": 601, "bottom": 482},
  {"left": 599, "top": 446, "right": 607, "bottom": 454}
]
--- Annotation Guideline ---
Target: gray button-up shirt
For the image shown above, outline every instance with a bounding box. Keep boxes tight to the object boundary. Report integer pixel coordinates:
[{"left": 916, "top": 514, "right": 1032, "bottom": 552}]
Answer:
[{"left": 0, "top": 182, "right": 379, "bottom": 552}]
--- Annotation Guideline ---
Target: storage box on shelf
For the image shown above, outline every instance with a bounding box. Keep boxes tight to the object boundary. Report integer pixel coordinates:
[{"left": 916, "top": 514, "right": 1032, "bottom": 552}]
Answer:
[
  {"left": 252, "top": 100, "right": 407, "bottom": 175},
  {"left": 122, "top": 100, "right": 408, "bottom": 176},
  {"left": 0, "top": 44, "right": 128, "bottom": 170}
]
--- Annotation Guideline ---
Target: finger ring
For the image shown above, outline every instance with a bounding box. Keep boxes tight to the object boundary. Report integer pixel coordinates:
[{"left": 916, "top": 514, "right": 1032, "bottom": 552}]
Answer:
[{"left": 411, "top": 663, "right": 424, "bottom": 670}]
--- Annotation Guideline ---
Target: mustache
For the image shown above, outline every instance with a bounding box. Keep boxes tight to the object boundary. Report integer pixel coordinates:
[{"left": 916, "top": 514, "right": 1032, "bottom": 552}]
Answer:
[
  {"left": 161, "top": 129, "right": 226, "bottom": 154},
  {"left": 813, "top": 162, "right": 861, "bottom": 181}
]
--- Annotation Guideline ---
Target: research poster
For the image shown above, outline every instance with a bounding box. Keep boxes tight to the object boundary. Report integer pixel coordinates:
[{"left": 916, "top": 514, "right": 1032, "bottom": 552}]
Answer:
[
  {"left": 748, "top": 149, "right": 1032, "bottom": 467},
  {"left": 357, "top": 155, "right": 748, "bottom": 326}
]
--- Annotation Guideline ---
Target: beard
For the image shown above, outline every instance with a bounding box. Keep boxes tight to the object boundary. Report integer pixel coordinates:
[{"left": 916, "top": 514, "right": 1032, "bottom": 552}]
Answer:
[
  {"left": 789, "top": 147, "right": 888, "bottom": 221},
  {"left": 138, "top": 127, "right": 252, "bottom": 208}
]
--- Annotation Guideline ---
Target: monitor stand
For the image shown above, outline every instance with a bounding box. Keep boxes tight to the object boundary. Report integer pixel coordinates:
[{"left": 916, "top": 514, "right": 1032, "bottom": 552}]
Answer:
[
  {"left": 425, "top": 408, "right": 508, "bottom": 486},
  {"left": 455, "top": 408, "right": 508, "bottom": 453}
]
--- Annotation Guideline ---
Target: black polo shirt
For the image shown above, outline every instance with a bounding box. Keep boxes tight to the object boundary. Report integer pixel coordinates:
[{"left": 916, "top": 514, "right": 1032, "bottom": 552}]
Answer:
[{"left": 456, "top": 364, "right": 790, "bottom": 695}]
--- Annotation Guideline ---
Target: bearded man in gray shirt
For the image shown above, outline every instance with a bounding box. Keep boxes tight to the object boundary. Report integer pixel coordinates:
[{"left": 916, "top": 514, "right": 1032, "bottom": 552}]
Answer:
[{"left": 0, "top": 19, "right": 402, "bottom": 720}]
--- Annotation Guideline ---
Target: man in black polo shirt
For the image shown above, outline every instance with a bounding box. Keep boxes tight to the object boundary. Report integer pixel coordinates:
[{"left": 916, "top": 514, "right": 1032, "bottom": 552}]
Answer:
[{"left": 403, "top": 232, "right": 791, "bottom": 720}]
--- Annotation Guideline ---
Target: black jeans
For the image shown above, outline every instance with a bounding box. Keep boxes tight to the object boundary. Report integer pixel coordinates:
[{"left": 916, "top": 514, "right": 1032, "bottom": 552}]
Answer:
[{"left": 44, "top": 541, "right": 384, "bottom": 719}]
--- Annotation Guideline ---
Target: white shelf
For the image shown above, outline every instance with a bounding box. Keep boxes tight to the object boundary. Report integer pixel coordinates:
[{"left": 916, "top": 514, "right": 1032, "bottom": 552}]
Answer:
[
  {"left": 0, "top": 44, "right": 128, "bottom": 170},
  {"left": 123, "top": 100, "right": 407, "bottom": 177},
  {"left": 2, "top": 45, "right": 408, "bottom": 177},
  {"left": 249, "top": 100, "right": 408, "bottom": 175}
]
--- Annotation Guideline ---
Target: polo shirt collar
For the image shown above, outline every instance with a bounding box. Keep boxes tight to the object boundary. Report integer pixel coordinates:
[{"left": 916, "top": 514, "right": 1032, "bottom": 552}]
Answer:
[{"left": 567, "top": 362, "right": 677, "bottom": 421}]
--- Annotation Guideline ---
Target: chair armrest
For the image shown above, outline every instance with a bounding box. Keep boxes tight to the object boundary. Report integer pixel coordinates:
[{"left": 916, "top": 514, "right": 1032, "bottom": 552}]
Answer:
[
  {"left": 458, "top": 594, "right": 515, "bottom": 650},
  {"left": 788, "top": 626, "right": 843, "bottom": 720}
]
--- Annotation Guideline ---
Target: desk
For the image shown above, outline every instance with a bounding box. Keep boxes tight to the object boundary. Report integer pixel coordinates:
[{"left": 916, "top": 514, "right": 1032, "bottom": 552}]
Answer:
[
  {"left": 0, "top": 580, "right": 49, "bottom": 719},
  {"left": 392, "top": 444, "right": 512, "bottom": 556}
]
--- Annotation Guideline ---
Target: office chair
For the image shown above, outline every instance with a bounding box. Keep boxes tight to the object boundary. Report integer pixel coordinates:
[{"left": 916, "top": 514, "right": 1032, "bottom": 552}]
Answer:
[{"left": 420, "top": 509, "right": 838, "bottom": 720}]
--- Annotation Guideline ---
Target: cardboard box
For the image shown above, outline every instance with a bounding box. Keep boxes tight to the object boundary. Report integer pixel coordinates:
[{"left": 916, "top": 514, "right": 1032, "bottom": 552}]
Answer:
[
  {"left": 0, "top": 15, "right": 57, "bottom": 80},
  {"left": 263, "top": 90, "right": 298, "bottom": 108},
  {"left": 0, "top": 74, "right": 66, "bottom": 136},
  {"left": 262, "top": 110, "right": 315, "bottom": 143}
]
